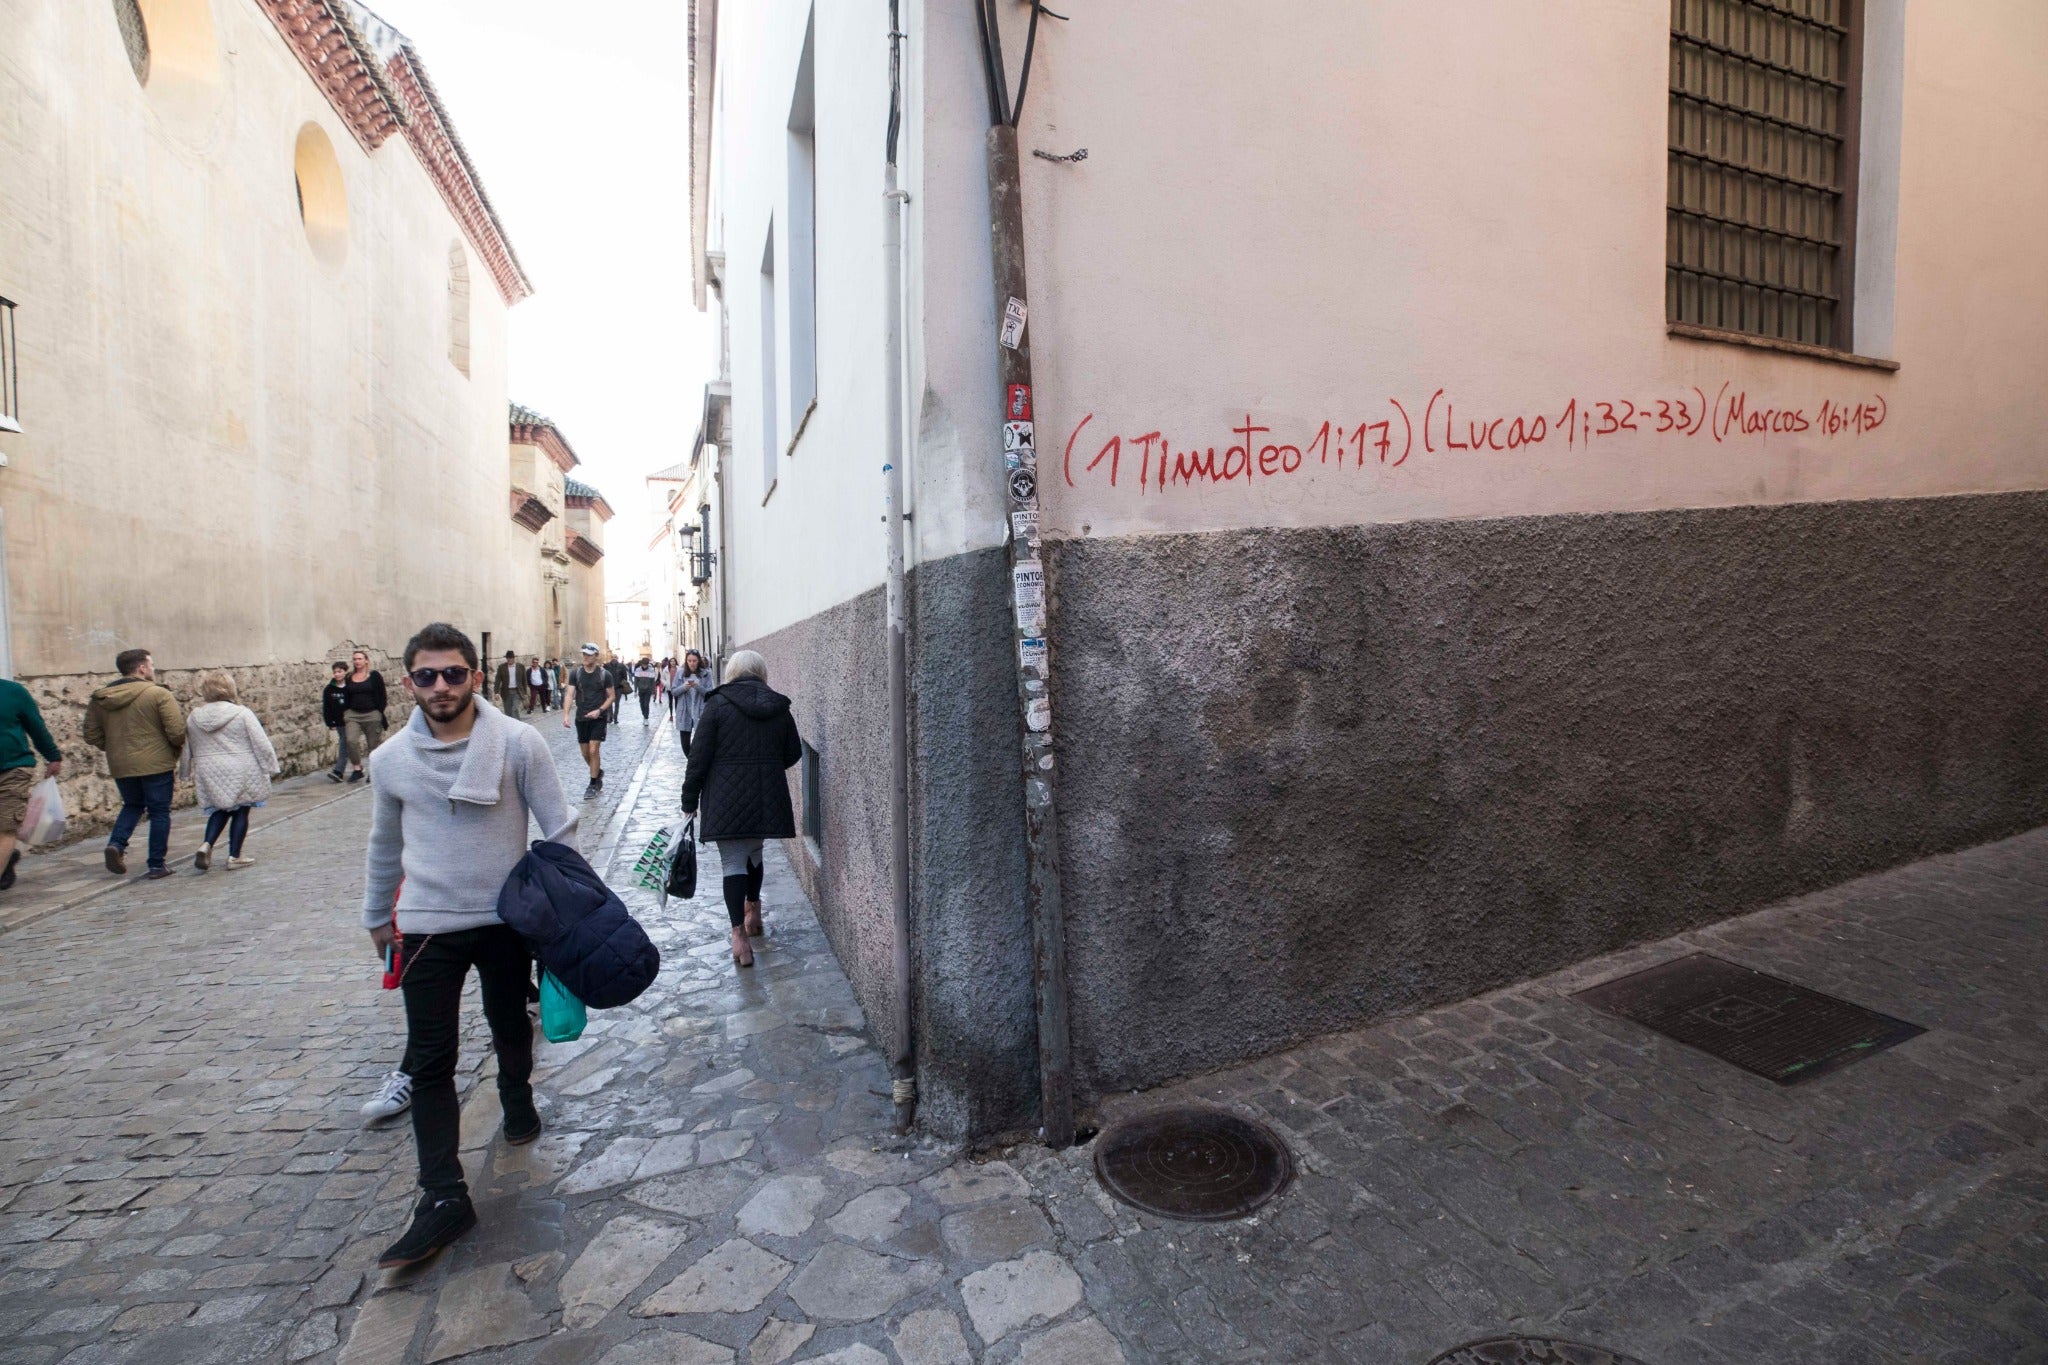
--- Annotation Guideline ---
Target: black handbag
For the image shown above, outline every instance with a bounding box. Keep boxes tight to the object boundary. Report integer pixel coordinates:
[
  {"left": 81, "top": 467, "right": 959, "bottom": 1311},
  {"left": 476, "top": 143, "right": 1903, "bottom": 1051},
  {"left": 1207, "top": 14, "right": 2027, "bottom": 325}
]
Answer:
[{"left": 665, "top": 818, "right": 697, "bottom": 901}]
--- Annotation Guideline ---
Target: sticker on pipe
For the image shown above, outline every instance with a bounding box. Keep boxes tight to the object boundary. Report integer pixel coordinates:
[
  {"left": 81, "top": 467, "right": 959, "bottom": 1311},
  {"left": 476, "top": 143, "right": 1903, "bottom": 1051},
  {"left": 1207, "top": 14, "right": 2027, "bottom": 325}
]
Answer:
[
  {"left": 1004, "top": 421, "right": 1035, "bottom": 452},
  {"left": 1008, "top": 467, "right": 1037, "bottom": 506},
  {"left": 1026, "top": 697, "right": 1052, "bottom": 732},
  {"left": 1000, "top": 296, "right": 1028, "bottom": 349},
  {"left": 1010, "top": 509, "right": 1040, "bottom": 550},
  {"left": 1013, "top": 563, "right": 1045, "bottom": 632},
  {"left": 1007, "top": 384, "right": 1033, "bottom": 421},
  {"left": 1019, "top": 636, "right": 1048, "bottom": 676}
]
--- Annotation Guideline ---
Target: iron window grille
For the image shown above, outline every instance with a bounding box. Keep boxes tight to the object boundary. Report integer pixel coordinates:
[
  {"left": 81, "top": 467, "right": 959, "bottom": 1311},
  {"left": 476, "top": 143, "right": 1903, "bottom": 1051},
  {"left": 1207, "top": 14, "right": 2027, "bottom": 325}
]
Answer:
[
  {"left": 1667, "top": 0, "right": 1863, "bottom": 349},
  {"left": 0, "top": 297, "right": 19, "bottom": 433},
  {"left": 801, "top": 741, "right": 822, "bottom": 845}
]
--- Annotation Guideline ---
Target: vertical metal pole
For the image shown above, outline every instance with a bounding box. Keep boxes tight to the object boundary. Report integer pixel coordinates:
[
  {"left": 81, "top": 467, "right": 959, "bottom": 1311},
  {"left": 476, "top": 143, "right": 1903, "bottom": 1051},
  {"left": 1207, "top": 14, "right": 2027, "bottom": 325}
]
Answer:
[
  {"left": 882, "top": 3, "right": 917, "bottom": 1136},
  {"left": 984, "top": 122, "right": 1074, "bottom": 1148}
]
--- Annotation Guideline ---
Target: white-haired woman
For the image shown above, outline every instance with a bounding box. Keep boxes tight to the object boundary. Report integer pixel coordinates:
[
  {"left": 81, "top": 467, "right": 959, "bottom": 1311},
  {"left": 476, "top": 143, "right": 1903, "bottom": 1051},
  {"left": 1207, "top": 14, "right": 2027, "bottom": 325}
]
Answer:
[
  {"left": 180, "top": 673, "right": 280, "bottom": 871},
  {"left": 678, "top": 650, "right": 802, "bottom": 967}
]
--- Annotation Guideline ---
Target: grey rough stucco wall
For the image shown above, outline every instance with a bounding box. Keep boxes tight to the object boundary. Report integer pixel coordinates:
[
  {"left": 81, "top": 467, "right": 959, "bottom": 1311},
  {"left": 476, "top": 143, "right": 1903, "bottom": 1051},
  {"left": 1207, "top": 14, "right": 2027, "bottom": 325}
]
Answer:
[
  {"left": 743, "top": 547, "right": 1035, "bottom": 1141},
  {"left": 1044, "top": 491, "right": 2048, "bottom": 1106}
]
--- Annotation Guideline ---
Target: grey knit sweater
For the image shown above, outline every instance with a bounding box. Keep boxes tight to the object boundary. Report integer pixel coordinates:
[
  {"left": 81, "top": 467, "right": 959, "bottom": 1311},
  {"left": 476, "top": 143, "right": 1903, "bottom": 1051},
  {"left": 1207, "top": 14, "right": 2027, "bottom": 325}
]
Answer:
[{"left": 361, "top": 696, "right": 576, "bottom": 934}]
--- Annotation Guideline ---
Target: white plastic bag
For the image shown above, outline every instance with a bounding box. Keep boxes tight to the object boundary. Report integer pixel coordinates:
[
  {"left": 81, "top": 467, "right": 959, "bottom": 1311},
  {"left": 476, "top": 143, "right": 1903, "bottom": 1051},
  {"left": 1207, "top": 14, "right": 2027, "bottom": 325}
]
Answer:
[{"left": 18, "top": 777, "right": 66, "bottom": 847}]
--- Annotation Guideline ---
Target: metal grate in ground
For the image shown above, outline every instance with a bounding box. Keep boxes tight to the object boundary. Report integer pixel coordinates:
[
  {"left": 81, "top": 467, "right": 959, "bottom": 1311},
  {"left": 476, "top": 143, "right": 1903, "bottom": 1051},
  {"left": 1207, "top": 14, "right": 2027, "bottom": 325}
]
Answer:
[
  {"left": 1092, "top": 1106, "right": 1292, "bottom": 1222},
  {"left": 1574, "top": 951, "right": 1922, "bottom": 1084}
]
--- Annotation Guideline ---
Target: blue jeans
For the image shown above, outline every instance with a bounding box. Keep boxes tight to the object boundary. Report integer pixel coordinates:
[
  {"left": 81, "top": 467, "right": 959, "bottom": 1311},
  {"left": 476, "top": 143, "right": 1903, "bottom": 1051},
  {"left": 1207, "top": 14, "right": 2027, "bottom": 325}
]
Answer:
[
  {"left": 328, "top": 725, "right": 350, "bottom": 779},
  {"left": 109, "top": 771, "right": 175, "bottom": 871}
]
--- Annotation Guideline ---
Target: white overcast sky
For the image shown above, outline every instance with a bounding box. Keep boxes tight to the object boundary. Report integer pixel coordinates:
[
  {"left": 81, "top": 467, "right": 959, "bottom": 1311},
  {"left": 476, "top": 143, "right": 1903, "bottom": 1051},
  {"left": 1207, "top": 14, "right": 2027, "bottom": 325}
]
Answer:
[{"left": 367, "top": 0, "right": 716, "bottom": 595}]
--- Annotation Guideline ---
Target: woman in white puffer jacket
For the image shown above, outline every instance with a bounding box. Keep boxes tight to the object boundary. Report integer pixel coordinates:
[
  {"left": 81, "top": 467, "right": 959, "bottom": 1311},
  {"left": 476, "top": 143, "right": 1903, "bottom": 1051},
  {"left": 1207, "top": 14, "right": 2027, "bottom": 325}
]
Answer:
[{"left": 178, "top": 674, "right": 280, "bottom": 871}]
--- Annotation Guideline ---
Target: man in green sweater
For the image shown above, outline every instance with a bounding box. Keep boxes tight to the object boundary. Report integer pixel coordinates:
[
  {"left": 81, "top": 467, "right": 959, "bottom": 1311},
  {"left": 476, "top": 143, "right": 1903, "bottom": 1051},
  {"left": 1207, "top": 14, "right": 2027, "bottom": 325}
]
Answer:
[{"left": 0, "top": 676, "right": 63, "bottom": 891}]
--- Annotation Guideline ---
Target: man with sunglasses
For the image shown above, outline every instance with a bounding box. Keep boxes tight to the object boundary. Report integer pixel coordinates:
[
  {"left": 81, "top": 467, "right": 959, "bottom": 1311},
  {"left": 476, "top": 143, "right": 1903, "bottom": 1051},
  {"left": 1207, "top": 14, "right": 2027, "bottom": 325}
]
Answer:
[
  {"left": 562, "top": 642, "right": 614, "bottom": 800},
  {"left": 361, "top": 622, "right": 575, "bottom": 1268}
]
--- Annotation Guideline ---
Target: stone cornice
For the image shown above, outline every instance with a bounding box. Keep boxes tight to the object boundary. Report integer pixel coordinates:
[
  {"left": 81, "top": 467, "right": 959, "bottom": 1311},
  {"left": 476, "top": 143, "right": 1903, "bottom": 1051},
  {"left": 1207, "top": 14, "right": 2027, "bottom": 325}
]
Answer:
[
  {"left": 509, "top": 488, "right": 555, "bottom": 533},
  {"left": 253, "top": 0, "right": 407, "bottom": 150},
  {"left": 566, "top": 531, "right": 605, "bottom": 566}
]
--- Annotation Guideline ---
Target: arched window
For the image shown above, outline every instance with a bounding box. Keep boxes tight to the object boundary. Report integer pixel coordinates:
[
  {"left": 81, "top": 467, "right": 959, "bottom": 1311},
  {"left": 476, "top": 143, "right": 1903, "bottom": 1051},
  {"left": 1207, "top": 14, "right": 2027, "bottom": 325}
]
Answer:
[
  {"left": 447, "top": 241, "right": 472, "bottom": 377},
  {"left": 293, "top": 124, "right": 349, "bottom": 269}
]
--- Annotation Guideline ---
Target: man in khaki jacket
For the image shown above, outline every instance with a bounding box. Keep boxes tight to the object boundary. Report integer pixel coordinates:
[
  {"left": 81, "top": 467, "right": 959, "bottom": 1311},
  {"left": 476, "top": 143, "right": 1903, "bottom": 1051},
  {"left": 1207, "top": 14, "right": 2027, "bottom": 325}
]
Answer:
[{"left": 83, "top": 648, "right": 185, "bottom": 879}]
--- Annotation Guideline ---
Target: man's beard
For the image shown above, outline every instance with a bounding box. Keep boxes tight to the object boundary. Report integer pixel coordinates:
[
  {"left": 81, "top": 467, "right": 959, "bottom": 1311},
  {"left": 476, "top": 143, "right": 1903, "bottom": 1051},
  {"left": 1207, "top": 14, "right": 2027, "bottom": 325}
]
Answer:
[{"left": 421, "top": 688, "right": 476, "bottom": 722}]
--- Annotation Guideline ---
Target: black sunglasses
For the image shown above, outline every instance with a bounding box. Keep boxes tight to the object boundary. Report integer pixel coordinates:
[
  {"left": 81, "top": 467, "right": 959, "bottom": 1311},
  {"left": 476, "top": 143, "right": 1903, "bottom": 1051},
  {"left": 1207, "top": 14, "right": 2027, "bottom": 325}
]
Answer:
[{"left": 408, "top": 666, "right": 475, "bottom": 688}]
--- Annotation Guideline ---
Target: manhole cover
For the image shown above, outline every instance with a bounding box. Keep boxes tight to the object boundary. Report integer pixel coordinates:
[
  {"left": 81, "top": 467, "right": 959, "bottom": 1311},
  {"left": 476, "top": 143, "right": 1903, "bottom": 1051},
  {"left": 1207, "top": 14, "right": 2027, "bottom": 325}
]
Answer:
[
  {"left": 1575, "top": 952, "right": 1922, "bottom": 1085},
  {"left": 1428, "top": 1338, "right": 1648, "bottom": 1365},
  {"left": 1092, "top": 1107, "right": 1291, "bottom": 1221}
]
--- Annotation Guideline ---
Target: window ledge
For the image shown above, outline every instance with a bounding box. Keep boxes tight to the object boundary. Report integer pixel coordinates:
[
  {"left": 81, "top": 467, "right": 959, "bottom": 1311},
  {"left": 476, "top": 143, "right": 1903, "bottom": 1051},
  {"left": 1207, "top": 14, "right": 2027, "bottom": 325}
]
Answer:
[{"left": 1668, "top": 322, "right": 1899, "bottom": 372}]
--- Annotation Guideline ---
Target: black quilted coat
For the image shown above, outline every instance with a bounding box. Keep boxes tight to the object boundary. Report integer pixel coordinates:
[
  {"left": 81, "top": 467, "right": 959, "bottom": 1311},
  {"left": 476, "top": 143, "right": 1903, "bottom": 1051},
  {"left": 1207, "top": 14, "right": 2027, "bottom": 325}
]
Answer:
[{"left": 679, "top": 677, "right": 802, "bottom": 841}]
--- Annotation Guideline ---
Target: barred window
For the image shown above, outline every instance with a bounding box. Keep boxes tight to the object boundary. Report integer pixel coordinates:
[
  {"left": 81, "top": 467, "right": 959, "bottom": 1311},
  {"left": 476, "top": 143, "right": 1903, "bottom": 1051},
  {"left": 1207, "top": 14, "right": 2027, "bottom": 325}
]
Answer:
[{"left": 1668, "top": 0, "right": 1861, "bottom": 350}]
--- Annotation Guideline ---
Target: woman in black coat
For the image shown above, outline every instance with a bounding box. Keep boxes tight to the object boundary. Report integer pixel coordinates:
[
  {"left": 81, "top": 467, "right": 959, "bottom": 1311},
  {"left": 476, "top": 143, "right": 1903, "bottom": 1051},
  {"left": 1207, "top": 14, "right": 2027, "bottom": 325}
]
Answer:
[{"left": 678, "top": 650, "right": 802, "bottom": 967}]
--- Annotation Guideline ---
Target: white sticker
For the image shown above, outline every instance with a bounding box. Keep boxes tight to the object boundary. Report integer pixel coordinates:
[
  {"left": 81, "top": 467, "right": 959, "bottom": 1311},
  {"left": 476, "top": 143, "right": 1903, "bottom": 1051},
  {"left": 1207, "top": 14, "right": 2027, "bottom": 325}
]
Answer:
[
  {"left": 1010, "top": 509, "right": 1040, "bottom": 549},
  {"left": 1026, "top": 697, "right": 1052, "bottom": 732},
  {"left": 1013, "top": 563, "right": 1044, "bottom": 611},
  {"left": 1020, "top": 636, "right": 1048, "bottom": 675},
  {"left": 1004, "top": 421, "right": 1036, "bottom": 451},
  {"left": 1000, "top": 296, "right": 1028, "bottom": 349}
]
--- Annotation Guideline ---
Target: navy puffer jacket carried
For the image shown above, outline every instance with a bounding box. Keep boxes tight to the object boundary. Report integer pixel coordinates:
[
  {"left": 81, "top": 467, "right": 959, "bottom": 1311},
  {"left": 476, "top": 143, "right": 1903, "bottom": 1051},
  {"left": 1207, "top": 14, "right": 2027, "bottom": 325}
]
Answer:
[
  {"left": 679, "top": 677, "right": 802, "bottom": 841},
  {"left": 497, "top": 840, "right": 660, "bottom": 1009}
]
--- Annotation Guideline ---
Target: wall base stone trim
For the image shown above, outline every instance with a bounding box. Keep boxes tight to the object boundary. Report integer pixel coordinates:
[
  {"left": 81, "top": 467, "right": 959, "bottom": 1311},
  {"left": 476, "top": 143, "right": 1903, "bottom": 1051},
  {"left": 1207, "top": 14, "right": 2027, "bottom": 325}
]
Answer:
[{"left": 24, "top": 646, "right": 415, "bottom": 837}]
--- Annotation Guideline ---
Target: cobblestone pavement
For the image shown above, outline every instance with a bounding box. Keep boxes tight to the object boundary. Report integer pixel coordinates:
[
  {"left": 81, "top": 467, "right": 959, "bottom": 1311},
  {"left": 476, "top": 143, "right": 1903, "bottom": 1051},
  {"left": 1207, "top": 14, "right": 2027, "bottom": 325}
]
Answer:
[{"left": 1, "top": 696, "right": 2043, "bottom": 1365}]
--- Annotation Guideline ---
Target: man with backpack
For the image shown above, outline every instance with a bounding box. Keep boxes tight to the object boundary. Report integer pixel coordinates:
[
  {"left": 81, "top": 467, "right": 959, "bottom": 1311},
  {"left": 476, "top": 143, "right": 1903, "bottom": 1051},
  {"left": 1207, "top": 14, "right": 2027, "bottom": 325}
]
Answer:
[{"left": 361, "top": 622, "right": 574, "bottom": 1268}]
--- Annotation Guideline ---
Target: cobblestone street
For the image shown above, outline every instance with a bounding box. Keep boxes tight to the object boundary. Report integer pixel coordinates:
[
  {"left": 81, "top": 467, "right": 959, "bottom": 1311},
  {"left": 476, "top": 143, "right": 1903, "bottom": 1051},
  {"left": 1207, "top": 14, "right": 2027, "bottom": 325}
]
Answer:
[{"left": 1, "top": 702, "right": 2044, "bottom": 1364}]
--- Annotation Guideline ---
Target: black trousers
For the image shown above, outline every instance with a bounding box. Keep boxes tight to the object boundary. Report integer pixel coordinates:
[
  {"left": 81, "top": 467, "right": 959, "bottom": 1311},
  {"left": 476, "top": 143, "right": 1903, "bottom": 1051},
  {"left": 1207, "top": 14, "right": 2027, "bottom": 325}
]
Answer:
[
  {"left": 637, "top": 685, "right": 654, "bottom": 720},
  {"left": 398, "top": 924, "right": 534, "bottom": 1198}
]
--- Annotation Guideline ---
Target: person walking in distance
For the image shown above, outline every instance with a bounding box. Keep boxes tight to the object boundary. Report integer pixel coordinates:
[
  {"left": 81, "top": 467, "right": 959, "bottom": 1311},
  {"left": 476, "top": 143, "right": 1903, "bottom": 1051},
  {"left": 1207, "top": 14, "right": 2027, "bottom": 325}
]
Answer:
[
  {"left": 669, "top": 649, "right": 713, "bottom": 752},
  {"left": 657, "top": 657, "right": 675, "bottom": 718},
  {"left": 180, "top": 674, "right": 279, "bottom": 871},
  {"left": 83, "top": 648, "right": 185, "bottom": 880},
  {"left": 362, "top": 622, "right": 574, "bottom": 1268},
  {"left": 679, "top": 650, "right": 802, "bottom": 968},
  {"left": 563, "top": 644, "right": 614, "bottom": 799},
  {"left": 341, "top": 649, "right": 389, "bottom": 783},
  {"left": 0, "top": 673, "right": 63, "bottom": 892},
  {"left": 322, "top": 662, "right": 352, "bottom": 782},
  {"left": 631, "top": 655, "right": 659, "bottom": 724},
  {"left": 605, "top": 652, "right": 629, "bottom": 725},
  {"left": 493, "top": 650, "right": 524, "bottom": 720},
  {"left": 527, "top": 657, "right": 550, "bottom": 712}
]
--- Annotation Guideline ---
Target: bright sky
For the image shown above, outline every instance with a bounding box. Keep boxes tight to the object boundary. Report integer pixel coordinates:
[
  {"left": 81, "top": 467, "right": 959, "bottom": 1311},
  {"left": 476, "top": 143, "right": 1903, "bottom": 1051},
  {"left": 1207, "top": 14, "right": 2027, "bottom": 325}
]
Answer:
[{"left": 366, "top": 0, "right": 717, "bottom": 597}]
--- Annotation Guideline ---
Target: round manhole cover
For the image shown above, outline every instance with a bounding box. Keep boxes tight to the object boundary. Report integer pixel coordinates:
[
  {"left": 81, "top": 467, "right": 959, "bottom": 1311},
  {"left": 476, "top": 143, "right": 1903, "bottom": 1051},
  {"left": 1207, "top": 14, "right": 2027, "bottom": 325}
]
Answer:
[
  {"left": 1092, "top": 1107, "right": 1292, "bottom": 1221},
  {"left": 1428, "top": 1339, "right": 1649, "bottom": 1365}
]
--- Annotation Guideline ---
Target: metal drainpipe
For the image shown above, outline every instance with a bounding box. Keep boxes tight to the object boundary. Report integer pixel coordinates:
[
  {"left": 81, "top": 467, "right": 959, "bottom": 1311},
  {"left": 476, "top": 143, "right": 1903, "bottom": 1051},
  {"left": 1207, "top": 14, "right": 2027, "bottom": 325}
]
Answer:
[{"left": 882, "top": 0, "right": 917, "bottom": 1135}]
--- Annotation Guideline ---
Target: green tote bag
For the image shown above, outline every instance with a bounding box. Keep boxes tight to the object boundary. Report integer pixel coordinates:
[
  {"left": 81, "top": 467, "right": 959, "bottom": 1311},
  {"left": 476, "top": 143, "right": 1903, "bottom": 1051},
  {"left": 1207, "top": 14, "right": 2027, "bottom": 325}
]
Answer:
[{"left": 538, "top": 969, "right": 587, "bottom": 1043}]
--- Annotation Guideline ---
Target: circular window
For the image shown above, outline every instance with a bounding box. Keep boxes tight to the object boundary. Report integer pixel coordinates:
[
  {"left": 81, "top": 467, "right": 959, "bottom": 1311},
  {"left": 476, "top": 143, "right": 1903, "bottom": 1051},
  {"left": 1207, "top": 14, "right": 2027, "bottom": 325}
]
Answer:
[
  {"left": 112, "top": 0, "right": 149, "bottom": 84},
  {"left": 294, "top": 124, "right": 349, "bottom": 269},
  {"left": 114, "top": 0, "right": 221, "bottom": 120}
]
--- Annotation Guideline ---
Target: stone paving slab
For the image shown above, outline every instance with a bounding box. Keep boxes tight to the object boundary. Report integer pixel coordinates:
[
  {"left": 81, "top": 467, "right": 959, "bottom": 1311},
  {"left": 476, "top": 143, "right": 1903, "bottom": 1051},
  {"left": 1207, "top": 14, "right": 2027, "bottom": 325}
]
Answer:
[{"left": 2, "top": 692, "right": 2043, "bottom": 1364}]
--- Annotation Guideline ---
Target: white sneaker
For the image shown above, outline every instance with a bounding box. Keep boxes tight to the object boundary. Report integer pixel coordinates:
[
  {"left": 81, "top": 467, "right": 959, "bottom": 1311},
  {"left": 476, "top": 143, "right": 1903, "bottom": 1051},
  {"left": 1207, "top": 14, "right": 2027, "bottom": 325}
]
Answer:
[
  {"left": 360, "top": 1071, "right": 413, "bottom": 1122},
  {"left": 226, "top": 855, "right": 255, "bottom": 870}
]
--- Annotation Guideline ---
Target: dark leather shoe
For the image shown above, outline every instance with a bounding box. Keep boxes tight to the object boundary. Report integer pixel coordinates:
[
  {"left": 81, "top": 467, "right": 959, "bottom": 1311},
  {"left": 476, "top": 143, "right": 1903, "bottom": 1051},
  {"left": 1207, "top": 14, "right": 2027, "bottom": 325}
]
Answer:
[
  {"left": 104, "top": 846, "right": 126, "bottom": 875},
  {"left": 377, "top": 1193, "right": 476, "bottom": 1268},
  {"left": 501, "top": 1102, "right": 542, "bottom": 1147}
]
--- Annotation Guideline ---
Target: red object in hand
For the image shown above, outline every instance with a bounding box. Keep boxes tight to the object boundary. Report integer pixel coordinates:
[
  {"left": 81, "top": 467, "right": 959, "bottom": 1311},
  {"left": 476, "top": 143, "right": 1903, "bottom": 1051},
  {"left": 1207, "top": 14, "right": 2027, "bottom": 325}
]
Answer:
[{"left": 382, "top": 934, "right": 403, "bottom": 990}]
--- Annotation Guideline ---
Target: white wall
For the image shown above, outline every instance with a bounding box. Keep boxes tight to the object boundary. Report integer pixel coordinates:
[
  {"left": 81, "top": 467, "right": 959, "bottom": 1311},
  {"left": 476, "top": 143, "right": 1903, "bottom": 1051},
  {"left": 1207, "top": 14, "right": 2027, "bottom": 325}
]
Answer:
[
  {"left": 0, "top": 0, "right": 542, "bottom": 671},
  {"left": 1009, "top": 1, "right": 2048, "bottom": 542}
]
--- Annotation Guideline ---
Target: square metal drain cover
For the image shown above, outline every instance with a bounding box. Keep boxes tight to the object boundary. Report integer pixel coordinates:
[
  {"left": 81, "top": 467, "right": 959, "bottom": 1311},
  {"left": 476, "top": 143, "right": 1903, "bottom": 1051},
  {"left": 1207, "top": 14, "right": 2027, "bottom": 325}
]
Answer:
[{"left": 1574, "top": 953, "right": 1922, "bottom": 1084}]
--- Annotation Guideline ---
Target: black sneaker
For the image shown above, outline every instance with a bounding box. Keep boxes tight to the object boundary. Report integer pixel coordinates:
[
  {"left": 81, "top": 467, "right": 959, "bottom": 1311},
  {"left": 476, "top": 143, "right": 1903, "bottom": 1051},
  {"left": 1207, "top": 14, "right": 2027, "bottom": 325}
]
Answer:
[
  {"left": 327, "top": 771, "right": 345, "bottom": 784},
  {"left": 348, "top": 771, "right": 365, "bottom": 784},
  {"left": 145, "top": 868, "right": 174, "bottom": 881},
  {"left": 104, "top": 846, "right": 127, "bottom": 875},
  {"left": 0, "top": 849, "right": 18, "bottom": 890},
  {"left": 377, "top": 1192, "right": 476, "bottom": 1268},
  {"left": 583, "top": 780, "right": 600, "bottom": 800},
  {"left": 502, "top": 1102, "right": 542, "bottom": 1147}
]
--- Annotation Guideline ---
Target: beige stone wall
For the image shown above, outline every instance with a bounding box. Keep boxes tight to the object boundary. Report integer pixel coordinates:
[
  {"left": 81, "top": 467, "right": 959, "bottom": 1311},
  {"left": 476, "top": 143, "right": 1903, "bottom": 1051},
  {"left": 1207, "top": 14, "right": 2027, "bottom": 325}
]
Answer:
[
  {"left": 0, "top": 2, "right": 545, "bottom": 695},
  {"left": 33, "top": 646, "right": 417, "bottom": 834}
]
